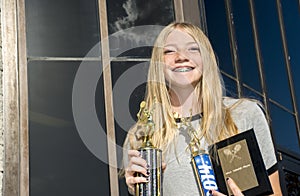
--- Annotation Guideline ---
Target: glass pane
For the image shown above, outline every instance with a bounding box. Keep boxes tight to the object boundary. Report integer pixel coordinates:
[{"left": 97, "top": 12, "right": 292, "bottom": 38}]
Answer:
[
  {"left": 111, "top": 61, "right": 149, "bottom": 195},
  {"left": 270, "top": 103, "right": 299, "bottom": 155},
  {"left": 254, "top": 0, "right": 293, "bottom": 110},
  {"left": 282, "top": 0, "right": 300, "bottom": 116},
  {"left": 107, "top": 0, "right": 175, "bottom": 58},
  {"left": 111, "top": 60, "right": 148, "bottom": 147},
  {"left": 231, "top": 0, "right": 262, "bottom": 93},
  {"left": 242, "top": 86, "right": 263, "bottom": 103},
  {"left": 205, "top": 0, "right": 235, "bottom": 76},
  {"left": 25, "top": 0, "right": 100, "bottom": 57},
  {"left": 28, "top": 61, "right": 109, "bottom": 195},
  {"left": 222, "top": 74, "right": 238, "bottom": 98}
]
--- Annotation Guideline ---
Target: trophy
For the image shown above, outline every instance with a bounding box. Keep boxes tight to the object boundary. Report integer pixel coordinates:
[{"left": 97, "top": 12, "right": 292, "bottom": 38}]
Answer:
[
  {"left": 135, "top": 101, "right": 162, "bottom": 196},
  {"left": 189, "top": 139, "right": 219, "bottom": 195},
  {"left": 185, "top": 116, "right": 218, "bottom": 195}
]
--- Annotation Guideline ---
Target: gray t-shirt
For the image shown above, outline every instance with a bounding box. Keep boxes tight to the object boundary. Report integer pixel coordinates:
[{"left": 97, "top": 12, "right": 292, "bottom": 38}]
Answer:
[
  {"left": 163, "top": 98, "right": 277, "bottom": 195},
  {"left": 123, "top": 98, "right": 277, "bottom": 195}
]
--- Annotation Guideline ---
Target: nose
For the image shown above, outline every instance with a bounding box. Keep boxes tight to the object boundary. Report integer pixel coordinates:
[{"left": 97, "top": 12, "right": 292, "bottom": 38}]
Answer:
[{"left": 174, "top": 51, "right": 189, "bottom": 62}]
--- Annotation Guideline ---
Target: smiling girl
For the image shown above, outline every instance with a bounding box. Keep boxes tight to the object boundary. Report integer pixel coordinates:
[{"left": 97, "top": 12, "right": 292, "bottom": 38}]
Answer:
[{"left": 122, "top": 22, "right": 282, "bottom": 196}]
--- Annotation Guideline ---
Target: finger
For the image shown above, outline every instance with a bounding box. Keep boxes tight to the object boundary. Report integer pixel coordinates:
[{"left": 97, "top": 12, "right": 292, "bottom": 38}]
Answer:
[
  {"left": 127, "top": 157, "right": 148, "bottom": 177},
  {"left": 126, "top": 176, "right": 148, "bottom": 187},
  {"left": 126, "top": 155, "right": 149, "bottom": 176},
  {"left": 126, "top": 176, "right": 148, "bottom": 195},
  {"left": 128, "top": 149, "right": 141, "bottom": 157},
  {"left": 162, "top": 162, "right": 167, "bottom": 171},
  {"left": 130, "top": 156, "right": 148, "bottom": 168},
  {"left": 128, "top": 150, "right": 148, "bottom": 169},
  {"left": 226, "top": 177, "right": 244, "bottom": 196},
  {"left": 126, "top": 163, "right": 149, "bottom": 176},
  {"left": 210, "top": 189, "right": 226, "bottom": 196}
]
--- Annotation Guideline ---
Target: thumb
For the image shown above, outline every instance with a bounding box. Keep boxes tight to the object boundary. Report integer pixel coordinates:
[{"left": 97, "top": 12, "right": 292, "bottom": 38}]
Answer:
[{"left": 226, "top": 177, "right": 244, "bottom": 196}]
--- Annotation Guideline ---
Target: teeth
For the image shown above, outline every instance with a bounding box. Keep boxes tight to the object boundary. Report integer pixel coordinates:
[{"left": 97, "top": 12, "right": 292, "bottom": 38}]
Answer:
[{"left": 173, "top": 67, "right": 193, "bottom": 72}]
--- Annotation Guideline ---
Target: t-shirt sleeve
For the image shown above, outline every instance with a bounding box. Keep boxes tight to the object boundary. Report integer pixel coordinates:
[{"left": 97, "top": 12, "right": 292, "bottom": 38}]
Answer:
[
  {"left": 228, "top": 98, "right": 278, "bottom": 174},
  {"left": 247, "top": 102, "right": 278, "bottom": 174}
]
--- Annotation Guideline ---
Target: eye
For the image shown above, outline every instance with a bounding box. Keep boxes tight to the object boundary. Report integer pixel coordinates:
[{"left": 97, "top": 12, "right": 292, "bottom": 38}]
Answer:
[
  {"left": 163, "top": 49, "right": 176, "bottom": 54},
  {"left": 188, "top": 47, "right": 200, "bottom": 52}
]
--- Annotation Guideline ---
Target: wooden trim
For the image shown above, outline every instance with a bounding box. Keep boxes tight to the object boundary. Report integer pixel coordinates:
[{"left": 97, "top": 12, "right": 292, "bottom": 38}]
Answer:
[
  {"left": 1, "top": 0, "right": 20, "bottom": 195},
  {"left": 173, "top": 0, "right": 184, "bottom": 22},
  {"left": 17, "top": 0, "right": 29, "bottom": 195},
  {"left": 198, "top": 0, "right": 208, "bottom": 34},
  {"left": 182, "top": 0, "right": 201, "bottom": 28},
  {"left": 98, "top": 0, "right": 119, "bottom": 195},
  {"left": 27, "top": 57, "right": 102, "bottom": 61},
  {"left": 173, "top": 0, "right": 202, "bottom": 28}
]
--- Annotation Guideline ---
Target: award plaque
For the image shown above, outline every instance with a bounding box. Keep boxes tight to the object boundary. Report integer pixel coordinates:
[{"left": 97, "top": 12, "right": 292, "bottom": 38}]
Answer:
[
  {"left": 208, "top": 129, "right": 273, "bottom": 196},
  {"left": 135, "top": 101, "right": 162, "bottom": 196}
]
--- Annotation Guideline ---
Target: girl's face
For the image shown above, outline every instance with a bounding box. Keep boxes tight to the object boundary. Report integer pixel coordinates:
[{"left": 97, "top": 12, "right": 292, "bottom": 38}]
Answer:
[{"left": 163, "top": 28, "right": 203, "bottom": 88}]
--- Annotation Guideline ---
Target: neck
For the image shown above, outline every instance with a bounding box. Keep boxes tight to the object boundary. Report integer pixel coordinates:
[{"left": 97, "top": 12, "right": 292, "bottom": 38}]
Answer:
[{"left": 169, "top": 86, "right": 201, "bottom": 117}]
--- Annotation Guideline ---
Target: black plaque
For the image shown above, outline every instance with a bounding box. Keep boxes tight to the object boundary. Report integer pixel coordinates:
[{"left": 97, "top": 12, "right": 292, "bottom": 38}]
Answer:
[{"left": 209, "top": 129, "right": 273, "bottom": 196}]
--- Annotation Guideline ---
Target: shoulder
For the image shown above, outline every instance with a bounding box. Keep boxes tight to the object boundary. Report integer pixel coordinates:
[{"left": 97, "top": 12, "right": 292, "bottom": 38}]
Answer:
[
  {"left": 224, "top": 97, "right": 277, "bottom": 170},
  {"left": 223, "top": 97, "right": 263, "bottom": 112},
  {"left": 223, "top": 97, "right": 267, "bottom": 130}
]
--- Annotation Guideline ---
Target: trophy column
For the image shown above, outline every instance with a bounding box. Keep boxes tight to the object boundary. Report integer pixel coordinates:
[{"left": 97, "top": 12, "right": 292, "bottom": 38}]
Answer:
[
  {"left": 136, "top": 147, "right": 162, "bottom": 196},
  {"left": 190, "top": 141, "right": 218, "bottom": 196}
]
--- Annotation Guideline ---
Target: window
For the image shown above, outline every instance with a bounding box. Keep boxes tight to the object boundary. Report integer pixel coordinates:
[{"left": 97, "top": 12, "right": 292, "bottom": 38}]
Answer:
[
  {"left": 25, "top": 0, "right": 175, "bottom": 195},
  {"left": 204, "top": 1, "right": 300, "bottom": 194}
]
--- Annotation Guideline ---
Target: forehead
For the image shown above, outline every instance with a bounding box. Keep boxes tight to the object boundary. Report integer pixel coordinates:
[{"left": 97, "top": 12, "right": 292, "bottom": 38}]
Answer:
[{"left": 164, "top": 28, "right": 196, "bottom": 46}]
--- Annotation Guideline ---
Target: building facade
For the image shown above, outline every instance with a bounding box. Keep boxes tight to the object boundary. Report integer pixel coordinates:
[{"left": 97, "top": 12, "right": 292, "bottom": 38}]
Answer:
[
  {"left": 204, "top": 1, "right": 300, "bottom": 195},
  {"left": 0, "top": 0, "right": 4, "bottom": 194},
  {"left": 1, "top": 0, "right": 299, "bottom": 195}
]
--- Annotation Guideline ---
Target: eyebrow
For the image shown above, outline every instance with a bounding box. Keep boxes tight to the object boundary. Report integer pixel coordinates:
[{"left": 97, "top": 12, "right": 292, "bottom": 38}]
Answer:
[{"left": 164, "top": 42, "right": 198, "bottom": 47}]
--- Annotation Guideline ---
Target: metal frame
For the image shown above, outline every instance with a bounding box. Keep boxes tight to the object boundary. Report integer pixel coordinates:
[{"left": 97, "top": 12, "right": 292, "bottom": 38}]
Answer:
[
  {"left": 224, "top": 0, "right": 242, "bottom": 98},
  {"left": 248, "top": 0, "right": 272, "bottom": 124}
]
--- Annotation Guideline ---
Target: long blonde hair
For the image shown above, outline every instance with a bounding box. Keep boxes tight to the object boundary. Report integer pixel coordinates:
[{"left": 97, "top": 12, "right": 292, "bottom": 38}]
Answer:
[{"left": 126, "top": 22, "right": 238, "bottom": 154}]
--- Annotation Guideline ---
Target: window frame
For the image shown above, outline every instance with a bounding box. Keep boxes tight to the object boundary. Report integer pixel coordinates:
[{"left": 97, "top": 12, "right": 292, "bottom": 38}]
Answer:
[{"left": 1, "top": 0, "right": 205, "bottom": 195}]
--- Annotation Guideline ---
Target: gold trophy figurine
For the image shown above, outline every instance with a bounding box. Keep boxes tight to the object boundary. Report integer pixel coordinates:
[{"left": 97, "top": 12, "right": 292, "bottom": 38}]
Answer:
[{"left": 135, "top": 101, "right": 162, "bottom": 196}]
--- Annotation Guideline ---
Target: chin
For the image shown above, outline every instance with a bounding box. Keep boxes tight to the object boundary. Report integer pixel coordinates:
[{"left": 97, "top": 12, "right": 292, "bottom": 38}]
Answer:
[{"left": 169, "top": 81, "right": 197, "bottom": 89}]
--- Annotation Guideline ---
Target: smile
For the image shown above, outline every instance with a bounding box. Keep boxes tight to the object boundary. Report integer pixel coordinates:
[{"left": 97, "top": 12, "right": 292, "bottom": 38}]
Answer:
[{"left": 173, "top": 67, "right": 194, "bottom": 72}]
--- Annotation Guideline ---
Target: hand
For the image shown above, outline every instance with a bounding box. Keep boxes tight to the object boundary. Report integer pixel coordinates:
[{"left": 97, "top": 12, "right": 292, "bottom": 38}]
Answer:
[
  {"left": 124, "top": 150, "right": 167, "bottom": 195},
  {"left": 210, "top": 177, "right": 244, "bottom": 196},
  {"left": 125, "top": 150, "right": 148, "bottom": 195}
]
